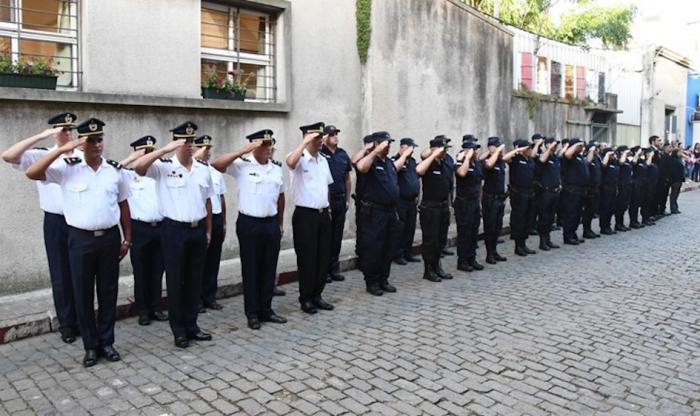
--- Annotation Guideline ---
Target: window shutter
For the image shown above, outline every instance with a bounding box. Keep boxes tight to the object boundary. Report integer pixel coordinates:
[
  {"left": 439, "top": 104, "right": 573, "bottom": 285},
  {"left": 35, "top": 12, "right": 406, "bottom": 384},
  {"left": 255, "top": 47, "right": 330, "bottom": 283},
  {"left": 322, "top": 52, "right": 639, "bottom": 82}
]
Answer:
[
  {"left": 520, "top": 52, "right": 533, "bottom": 90},
  {"left": 551, "top": 62, "right": 562, "bottom": 97},
  {"left": 575, "top": 66, "right": 586, "bottom": 99}
]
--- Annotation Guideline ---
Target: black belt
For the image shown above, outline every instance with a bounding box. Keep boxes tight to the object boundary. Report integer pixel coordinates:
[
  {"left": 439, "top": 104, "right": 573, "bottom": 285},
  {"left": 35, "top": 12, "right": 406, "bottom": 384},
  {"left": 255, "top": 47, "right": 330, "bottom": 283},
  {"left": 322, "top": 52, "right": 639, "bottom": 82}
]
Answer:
[
  {"left": 239, "top": 213, "right": 276, "bottom": 221},
  {"left": 164, "top": 217, "right": 204, "bottom": 228},
  {"left": 361, "top": 200, "right": 395, "bottom": 210},
  {"left": 508, "top": 185, "right": 533, "bottom": 194},
  {"left": 296, "top": 206, "right": 329, "bottom": 214},
  {"left": 133, "top": 219, "right": 161, "bottom": 227},
  {"left": 483, "top": 192, "right": 507, "bottom": 200},
  {"left": 68, "top": 225, "right": 118, "bottom": 237},
  {"left": 563, "top": 185, "right": 586, "bottom": 193},
  {"left": 455, "top": 192, "right": 480, "bottom": 200},
  {"left": 420, "top": 200, "right": 449, "bottom": 208}
]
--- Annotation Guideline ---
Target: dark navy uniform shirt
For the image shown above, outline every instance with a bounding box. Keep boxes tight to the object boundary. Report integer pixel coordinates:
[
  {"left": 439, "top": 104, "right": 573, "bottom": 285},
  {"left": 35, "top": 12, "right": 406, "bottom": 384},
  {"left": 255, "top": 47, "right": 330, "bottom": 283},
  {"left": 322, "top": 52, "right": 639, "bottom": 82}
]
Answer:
[
  {"left": 670, "top": 156, "right": 686, "bottom": 183},
  {"left": 483, "top": 158, "right": 506, "bottom": 195},
  {"left": 455, "top": 157, "right": 483, "bottom": 197},
  {"left": 618, "top": 160, "right": 632, "bottom": 186},
  {"left": 633, "top": 160, "right": 648, "bottom": 181},
  {"left": 421, "top": 158, "right": 452, "bottom": 201},
  {"left": 509, "top": 154, "right": 535, "bottom": 189},
  {"left": 562, "top": 154, "right": 589, "bottom": 187},
  {"left": 588, "top": 155, "right": 602, "bottom": 186},
  {"left": 535, "top": 155, "right": 561, "bottom": 189},
  {"left": 444, "top": 153, "right": 455, "bottom": 192},
  {"left": 361, "top": 156, "right": 399, "bottom": 207},
  {"left": 392, "top": 155, "right": 420, "bottom": 200},
  {"left": 602, "top": 159, "right": 620, "bottom": 187},
  {"left": 321, "top": 145, "right": 351, "bottom": 196}
]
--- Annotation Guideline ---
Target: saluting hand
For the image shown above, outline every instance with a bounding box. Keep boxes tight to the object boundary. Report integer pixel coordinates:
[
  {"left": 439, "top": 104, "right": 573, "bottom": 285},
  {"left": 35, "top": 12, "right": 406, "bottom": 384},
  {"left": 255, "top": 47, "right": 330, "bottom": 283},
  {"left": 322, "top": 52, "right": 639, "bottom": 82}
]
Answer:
[
  {"left": 162, "top": 139, "right": 186, "bottom": 153},
  {"left": 58, "top": 137, "right": 86, "bottom": 153},
  {"left": 547, "top": 142, "right": 558, "bottom": 152},
  {"left": 302, "top": 132, "right": 321, "bottom": 145},
  {"left": 374, "top": 141, "right": 389, "bottom": 153},
  {"left": 244, "top": 139, "right": 264, "bottom": 153},
  {"left": 400, "top": 146, "right": 414, "bottom": 158},
  {"left": 363, "top": 142, "right": 375, "bottom": 153},
  {"left": 431, "top": 146, "right": 444, "bottom": 156},
  {"left": 496, "top": 144, "right": 506, "bottom": 154}
]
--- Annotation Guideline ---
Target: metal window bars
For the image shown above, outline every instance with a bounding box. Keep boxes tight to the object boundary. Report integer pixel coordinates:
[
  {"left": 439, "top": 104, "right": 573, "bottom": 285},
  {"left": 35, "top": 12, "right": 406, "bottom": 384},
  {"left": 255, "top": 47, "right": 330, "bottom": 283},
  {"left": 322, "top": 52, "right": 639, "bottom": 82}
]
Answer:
[{"left": 0, "top": 0, "right": 81, "bottom": 89}]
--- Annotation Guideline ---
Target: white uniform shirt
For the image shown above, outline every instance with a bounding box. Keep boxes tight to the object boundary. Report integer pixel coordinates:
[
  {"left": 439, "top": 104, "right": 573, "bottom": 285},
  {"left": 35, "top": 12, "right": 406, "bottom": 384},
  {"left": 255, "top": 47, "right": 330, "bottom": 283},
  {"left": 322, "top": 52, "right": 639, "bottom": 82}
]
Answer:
[
  {"left": 44, "top": 157, "right": 131, "bottom": 230},
  {"left": 288, "top": 149, "right": 333, "bottom": 209},
  {"left": 226, "top": 156, "right": 285, "bottom": 218},
  {"left": 145, "top": 157, "right": 215, "bottom": 222},
  {"left": 124, "top": 169, "right": 163, "bottom": 223},
  {"left": 208, "top": 165, "right": 227, "bottom": 215},
  {"left": 13, "top": 146, "right": 83, "bottom": 215}
]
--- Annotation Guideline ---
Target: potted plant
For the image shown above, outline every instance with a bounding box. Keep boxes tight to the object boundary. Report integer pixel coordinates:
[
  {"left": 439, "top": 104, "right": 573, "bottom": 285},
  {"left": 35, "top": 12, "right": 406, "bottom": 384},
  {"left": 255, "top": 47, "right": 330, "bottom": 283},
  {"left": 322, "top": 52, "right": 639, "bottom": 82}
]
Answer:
[
  {"left": 201, "top": 64, "right": 251, "bottom": 101},
  {"left": 0, "top": 53, "right": 60, "bottom": 90}
]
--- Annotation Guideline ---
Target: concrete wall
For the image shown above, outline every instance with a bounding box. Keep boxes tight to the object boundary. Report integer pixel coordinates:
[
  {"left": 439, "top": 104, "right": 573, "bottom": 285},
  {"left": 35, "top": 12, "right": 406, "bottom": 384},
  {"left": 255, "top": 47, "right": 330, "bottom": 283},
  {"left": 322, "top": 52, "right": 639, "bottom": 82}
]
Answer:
[
  {"left": 510, "top": 95, "right": 590, "bottom": 140},
  {"left": 617, "top": 123, "right": 642, "bottom": 147},
  {"left": 653, "top": 56, "right": 688, "bottom": 142}
]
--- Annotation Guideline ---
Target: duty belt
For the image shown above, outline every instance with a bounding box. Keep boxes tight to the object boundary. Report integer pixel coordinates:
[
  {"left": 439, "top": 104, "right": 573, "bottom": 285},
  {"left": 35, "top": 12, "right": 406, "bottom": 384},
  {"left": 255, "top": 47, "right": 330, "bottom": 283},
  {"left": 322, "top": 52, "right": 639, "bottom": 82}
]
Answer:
[
  {"left": 483, "top": 192, "right": 507, "bottom": 200},
  {"left": 361, "top": 200, "right": 395, "bottom": 210},
  {"left": 133, "top": 219, "right": 161, "bottom": 227},
  {"left": 164, "top": 218, "right": 203, "bottom": 228},
  {"left": 296, "top": 206, "right": 330, "bottom": 214},
  {"left": 534, "top": 182, "right": 561, "bottom": 192},
  {"left": 420, "top": 200, "right": 449, "bottom": 208},
  {"left": 69, "top": 225, "right": 117, "bottom": 237}
]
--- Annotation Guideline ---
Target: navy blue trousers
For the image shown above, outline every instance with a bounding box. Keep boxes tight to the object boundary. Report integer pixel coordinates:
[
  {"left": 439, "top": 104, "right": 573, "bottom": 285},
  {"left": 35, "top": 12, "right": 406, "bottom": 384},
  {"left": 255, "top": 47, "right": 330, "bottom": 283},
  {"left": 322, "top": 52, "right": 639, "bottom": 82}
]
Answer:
[
  {"left": 292, "top": 207, "right": 331, "bottom": 304},
  {"left": 560, "top": 188, "right": 584, "bottom": 240},
  {"left": 454, "top": 195, "right": 480, "bottom": 263},
  {"left": 359, "top": 204, "right": 398, "bottom": 286},
  {"left": 130, "top": 220, "right": 164, "bottom": 316},
  {"left": 329, "top": 196, "right": 347, "bottom": 275},
  {"left": 615, "top": 183, "right": 633, "bottom": 226},
  {"left": 536, "top": 189, "right": 559, "bottom": 237},
  {"left": 201, "top": 214, "right": 225, "bottom": 306},
  {"left": 43, "top": 212, "right": 77, "bottom": 335},
  {"left": 394, "top": 198, "right": 418, "bottom": 259},
  {"left": 599, "top": 184, "right": 617, "bottom": 230}
]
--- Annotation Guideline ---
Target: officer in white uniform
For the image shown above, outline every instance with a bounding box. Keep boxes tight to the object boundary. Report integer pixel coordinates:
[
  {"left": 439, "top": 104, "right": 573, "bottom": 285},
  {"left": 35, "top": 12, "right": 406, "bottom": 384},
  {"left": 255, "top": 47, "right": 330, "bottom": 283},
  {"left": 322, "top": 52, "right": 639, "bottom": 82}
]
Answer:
[
  {"left": 286, "top": 122, "right": 334, "bottom": 315},
  {"left": 193, "top": 135, "right": 227, "bottom": 312},
  {"left": 25, "top": 118, "right": 132, "bottom": 368},
  {"left": 212, "top": 129, "right": 287, "bottom": 330},
  {"left": 1, "top": 112, "right": 81, "bottom": 344},
  {"left": 133, "top": 121, "right": 215, "bottom": 349},
  {"left": 119, "top": 136, "right": 167, "bottom": 326}
]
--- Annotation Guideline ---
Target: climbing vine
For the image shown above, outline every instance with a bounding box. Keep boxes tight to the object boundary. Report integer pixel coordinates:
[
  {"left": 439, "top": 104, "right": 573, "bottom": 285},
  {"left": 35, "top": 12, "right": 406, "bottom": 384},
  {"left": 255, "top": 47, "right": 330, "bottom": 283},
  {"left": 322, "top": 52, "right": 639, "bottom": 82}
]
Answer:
[{"left": 356, "top": 0, "right": 371, "bottom": 64}]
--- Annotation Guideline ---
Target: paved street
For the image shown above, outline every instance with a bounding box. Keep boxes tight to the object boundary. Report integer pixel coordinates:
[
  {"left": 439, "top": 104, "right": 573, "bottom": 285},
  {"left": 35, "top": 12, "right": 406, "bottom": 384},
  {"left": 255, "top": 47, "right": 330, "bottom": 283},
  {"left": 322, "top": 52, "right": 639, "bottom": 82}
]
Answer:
[{"left": 1, "top": 191, "right": 700, "bottom": 416}]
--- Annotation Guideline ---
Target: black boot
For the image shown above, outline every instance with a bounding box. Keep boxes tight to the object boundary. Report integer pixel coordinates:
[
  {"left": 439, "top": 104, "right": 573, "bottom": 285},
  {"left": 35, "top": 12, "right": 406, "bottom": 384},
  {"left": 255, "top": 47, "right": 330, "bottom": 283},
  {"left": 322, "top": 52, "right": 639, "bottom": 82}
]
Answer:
[
  {"left": 485, "top": 241, "right": 497, "bottom": 264},
  {"left": 468, "top": 258, "right": 484, "bottom": 271},
  {"left": 545, "top": 236, "right": 560, "bottom": 249},
  {"left": 422, "top": 262, "right": 441, "bottom": 282},
  {"left": 523, "top": 241, "right": 536, "bottom": 254},
  {"left": 539, "top": 236, "right": 550, "bottom": 251},
  {"left": 582, "top": 229, "right": 597, "bottom": 239},
  {"left": 514, "top": 241, "right": 528, "bottom": 257},
  {"left": 435, "top": 260, "right": 453, "bottom": 280},
  {"left": 457, "top": 260, "right": 474, "bottom": 272}
]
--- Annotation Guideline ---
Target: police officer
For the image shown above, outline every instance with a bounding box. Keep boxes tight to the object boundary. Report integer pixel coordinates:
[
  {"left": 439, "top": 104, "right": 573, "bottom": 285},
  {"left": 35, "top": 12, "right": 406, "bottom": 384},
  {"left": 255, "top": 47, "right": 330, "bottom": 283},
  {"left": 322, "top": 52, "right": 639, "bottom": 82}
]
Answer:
[
  {"left": 1, "top": 113, "right": 81, "bottom": 343},
  {"left": 320, "top": 125, "right": 352, "bottom": 283},
  {"left": 355, "top": 131, "right": 401, "bottom": 295},
  {"left": 119, "top": 136, "right": 168, "bottom": 326},
  {"left": 422, "top": 135, "right": 455, "bottom": 257},
  {"left": 657, "top": 141, "right": 672, "bottom": 217},
  {"left": 508, "top": 138, "right": 539, "bottom": 256},
  {"left": 133, "top": 121, "right": 215, "bottom": 349},
  {"left": 560, "top": 138, "right": 589, "bottom": 244},
  {"left": 614, "top": 146, "right": 632, "bottom": 232},
  {"left": 598, "top": 148, "right": 618, "bottom": 235},
  {"left": 417, "top": 136, "right": 454, "bottom": 281},
  {"left": 642, "top": 146, "right": 658, "bottom": 226},
  {"left": 26, "top": 118, "right": 131, "bottom": 367},
  {"left": 392, "top": 138, "right": 421, "bottom": 265},
  {"left": 628, "top": 146, "right": 647, "bottom": 228},
  {"left": 286, "top": 122, "right": 334, "bottom": 314},
  {"left": 350, "top": 135, "right": 376, "bottom": 258},
  {"left": 454, "top": 137, "right": 484, "bottom": 272},
  {"left": 213, "top": 130, "right": 287, "bottom": 330},
  {"left": 582, "top": 142, "right": 602, "bottom": 239},
  {"left": 534, "top": 137, "right": 561, "bottom": 251}
]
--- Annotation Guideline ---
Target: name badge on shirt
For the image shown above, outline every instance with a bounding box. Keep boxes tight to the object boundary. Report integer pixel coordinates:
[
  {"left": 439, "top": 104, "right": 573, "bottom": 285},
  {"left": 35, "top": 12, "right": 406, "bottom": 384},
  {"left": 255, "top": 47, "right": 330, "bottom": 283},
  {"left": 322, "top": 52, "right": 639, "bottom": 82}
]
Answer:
[
  {"left": 468, "top": 168, "right": 474, "bottom": 172},
  {"left": 376, "top": 166, "right": 385, "bottom": 171},
  {"left": 494, "top": 167, "right": 501, "bottom": 171},
  {"left": 432, "top": 170, "right": 441, "bottom": 175},
  {"left": 166, "top": 172, "right": 185, "bottom": 188},
  {"left": 248, "top": 172, "right": 262, "bottom": 183},
  {"left": 548, "top": 160, "right": 554, "bottom": 165},
  {"left": 519, "top": 160, "right": 527, "bottom": 164}
]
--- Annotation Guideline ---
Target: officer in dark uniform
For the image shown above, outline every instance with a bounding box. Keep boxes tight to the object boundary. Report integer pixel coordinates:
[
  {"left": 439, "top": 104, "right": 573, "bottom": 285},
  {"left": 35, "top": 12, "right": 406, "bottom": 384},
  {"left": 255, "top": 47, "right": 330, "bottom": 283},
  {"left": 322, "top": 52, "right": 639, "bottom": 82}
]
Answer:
[
  {"left": 657, "top": 142, "right": 672, "bottom": 217},
  {"left": 438, "top": 136, "right": 455, "bottom": 257},
  {"left": 642, "top": 146, "right": 659, "bottom": 226},
  {"left": 628, "top": 146, "right": 646, "bottom": 228},
  {"left": 534, "top": 137, "right": 561, "bottom": 251},
  {"left": 320, "top": 125, "right": 352, "bottom": 283},
  {"left": 554, "top": 139, "right": 570, "bottom": 230},
  {"left": 351, "top": 135, "right": 376, "bottom": 257},
  {"left": 508, "top": 138, "right": 540, "bottom": 256},
  {"left": 614, "top": 146, "right": 633, "bottom": 232},
  {"left": 355, "top": 131, "right": 400, "bottom": 295},
  {"left": 392, "top": 138, "right": 421, "bottom": 265},
  {"left": 598, "top": 148, "right": 618, "bottom": 235},
  {"left": 582, "top": 142, "right": 602, "bottom": 239},
  {"left": 454, "top": 137, "right": 484, "bottom": 272},
  {"left": 527, "top": 133, "right": 545, "bottom": 237},
  {"left": 417, "top": 137, "right": 453, "bottom": 281},
  {"left": 560, "top": 138, "right": 589, "bottom": 244}
]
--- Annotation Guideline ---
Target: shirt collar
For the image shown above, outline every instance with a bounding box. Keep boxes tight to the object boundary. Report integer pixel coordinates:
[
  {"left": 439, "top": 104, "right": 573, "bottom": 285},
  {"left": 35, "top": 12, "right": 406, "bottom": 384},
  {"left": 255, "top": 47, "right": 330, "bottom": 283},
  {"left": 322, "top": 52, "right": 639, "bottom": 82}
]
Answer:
[{"left": 302, "top": 149, "right": 319, "bottom": 163}]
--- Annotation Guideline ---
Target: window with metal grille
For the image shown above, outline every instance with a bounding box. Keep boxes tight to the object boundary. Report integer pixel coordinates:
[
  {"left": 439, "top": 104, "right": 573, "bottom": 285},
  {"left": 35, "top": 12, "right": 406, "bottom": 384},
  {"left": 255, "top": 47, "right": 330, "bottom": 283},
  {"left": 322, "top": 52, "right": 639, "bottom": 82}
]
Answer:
[
  {"left": 201, "top": 2, "right": 276, "bottom": 103},
  {"left": 0, "top": 0, "right": 80, "bottom": 89},
  {"left": 550, "top": 61, "right": 562, "bottom": 97}
]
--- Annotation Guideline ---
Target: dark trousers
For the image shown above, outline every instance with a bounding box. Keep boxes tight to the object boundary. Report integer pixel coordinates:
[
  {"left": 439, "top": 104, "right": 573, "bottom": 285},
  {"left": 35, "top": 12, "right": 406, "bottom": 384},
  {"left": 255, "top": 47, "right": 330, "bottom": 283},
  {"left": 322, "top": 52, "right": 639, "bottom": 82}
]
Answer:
[
  {"left": 438, "top": 199, "right": 451, "bottom": 251},
  {"left": 536, "top": 189, "right": 559, "bottom": 237},
  {"left": 292, "top": 207, "right": 331, "bottom": 304},
  {"left": 329, "top": 196, "right": 347, "bottom": 276},
  {"left": 161, "top": 219, "right": 207, "bottom": 338},
  {"left": 669, "top": 182, "right": 682, "bottom": 212},
  {"left": 581, "top": 188, "right": 599, "bottom": 233},
  {"left": 642, "top": 178, "right": 658, "bottom": 221},
  {"left": 394, "top": 198, "right": 418, "bottom": 259},
  {"left": 629, "top": 181, "right": 645, "bottom": 224},
  {"left": 201, "top": 214, "right": 225, "bottom": 306},
  {"left": 237, "top": 214, "right": 280, "bottom": 319},
  {"left": 560, "top": 188, "right": 584, "bottom": 240},
  {"left": 130, "top": 220, "right": 164, "bottom": 316},
  {"left": 656, "top": 180, "right": 671, "bottom": 215},
  {"left": 598, "top": 185, "right": 617, "bottom": 230},
  {"left": 454, "top": 195, "right": 480, "bottom": 263},
  {"left": 420, "top": 200, "right": 449, "bottom": 264},
  {"left": 43, "top": 212, "right": 77, "bottom": 335},
  {"left": 67, "top": 226, "right": 120, "bottom": 350},
  {"left": 359, "top": 204, "right": 398, "bottom": 286},
  {"left": 615, "top": 184, "right": 632, "bottom": 226},
  {"left": 509, "top": 188, "right": 534, "bottom": 242},
  {"left": 482, "top": 193, "right": 506, "bottom": 255},
  {"left": 353, "top": 196, "right": 362, "bottom": 256}
]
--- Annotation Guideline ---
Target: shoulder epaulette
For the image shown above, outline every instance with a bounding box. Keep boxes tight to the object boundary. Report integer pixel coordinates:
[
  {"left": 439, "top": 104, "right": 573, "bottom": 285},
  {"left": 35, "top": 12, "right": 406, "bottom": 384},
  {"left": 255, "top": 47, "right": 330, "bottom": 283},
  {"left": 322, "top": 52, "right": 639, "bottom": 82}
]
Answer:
[
  {"left": 106, "top": 159, "right": 122, "bottom": 170},
  {"left": 196, "top": 158, "right": 208, "bottom": 166},
  {"left": 271, "top": 159, "right": 281, "bottom": 166},
  {"left": 241, "top": 157, "right": 251, "bottom": 163},
  {"left": 33, "top": 147, "right": 48, "bottom": 151},
  {"left": 159, "top": 157, "right": 172, "bottom": 163},
  {"left": 64, "top": 157, "right": 81, "bottom": 165},
  {"left": 124, "top": 167, "right": 134, "bottom": 171}
]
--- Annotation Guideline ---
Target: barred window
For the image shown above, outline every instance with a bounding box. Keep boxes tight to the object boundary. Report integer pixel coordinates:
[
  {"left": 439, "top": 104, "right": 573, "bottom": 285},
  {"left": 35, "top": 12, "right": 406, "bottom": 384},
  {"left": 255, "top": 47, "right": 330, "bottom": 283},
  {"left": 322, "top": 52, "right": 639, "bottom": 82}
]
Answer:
[
  {"left": 0, "top": 0, "right": 80, "bottom": 89},
  {"left": 201, "top": 2, "right": 276, "bottom": 102}
]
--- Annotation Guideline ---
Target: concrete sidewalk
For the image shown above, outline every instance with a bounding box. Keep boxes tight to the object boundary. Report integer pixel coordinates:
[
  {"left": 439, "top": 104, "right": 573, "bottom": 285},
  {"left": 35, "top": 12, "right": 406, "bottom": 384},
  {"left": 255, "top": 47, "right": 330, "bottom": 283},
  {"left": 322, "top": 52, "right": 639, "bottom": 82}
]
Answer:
[{"left": 2, "top": 181, "right": 697, "bottom": 344}]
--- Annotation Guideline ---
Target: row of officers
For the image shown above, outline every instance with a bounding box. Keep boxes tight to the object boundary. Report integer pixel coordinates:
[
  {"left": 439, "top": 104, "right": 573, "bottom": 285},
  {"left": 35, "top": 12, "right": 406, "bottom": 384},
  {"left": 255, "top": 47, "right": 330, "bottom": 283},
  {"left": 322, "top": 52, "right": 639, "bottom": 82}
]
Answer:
[{"left": 2, "top": 113, "right": 682, "bottom": 368}]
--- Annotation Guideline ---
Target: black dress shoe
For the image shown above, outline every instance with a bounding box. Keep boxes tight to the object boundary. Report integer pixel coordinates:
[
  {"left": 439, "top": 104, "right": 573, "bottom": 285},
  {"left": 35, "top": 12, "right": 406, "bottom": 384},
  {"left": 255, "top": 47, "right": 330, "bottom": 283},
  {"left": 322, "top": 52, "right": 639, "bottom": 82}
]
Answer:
[
  {"left": 497, "top": 238, "right": 505, "bottom": 244},
  {"left": 485, "top": 256, "right": 497, "bottom": 265},
  {"left": 393, "top": 257, "right": 408, "bottom": 265},
  {"left": 301, "top": 301, "right": 318, "bottom": 314},
  {"left": 272, "top": 287, "right": 286, "bottom": 296},
  {"left": 330, "top": 273, "right": 345, "bottom": 281},
  {"left": 326, "top": 275, "right": 333, "bottom": 283},
  {"left": 671, "top": 210, "right": 680, "bottom": 214},
  {"left": 187, "top": 331, "right": 213, "bottom": 341},
  {"left": 441, "top": 248, "right": 455, "bottom": 256},
  {"left": 469, "top": 259, "right": 484, "bottom": 270},
  {"left": 493, "top": 253, "right": 507, "bottom": 262},
  {"left": 600, "top": 228, "right": 615, "bottom": 235},
  {"left": 151, "top": 311, "right": 169, "bottom": 321},
  {"left": 457, "top": 262, "right": 474, "bottom": 272},
  {"left": 576, "top": 237, "right": 585, "bottom": 244},
  {"left": 523, "top": 244, "right": 536, "bottom": 254},
  {"left": 366, "top": 284, "right": 384, "bottom": 296},
  {"left": 261, "top": 313, "right": 287, "bottom": 324},
  {"left": 435, "top": 266, "right": 453, "bottom": 280},
  {"left": 138, "top": 315, "right": 151, "bottom": 326},
  {"left": 61, "top": 328, "right": 77, "bottom": 343},
  {"left": 174, "top": 337, "right": 189, "bottom": 348},
  {"left": 514, "top": 246, "right": 528, "bottom": 257},
  {"left": 582, "top": 231, "right": 598, "bottom": 239},
  {"left": 380, "top": 282, "right": 397, "bottom": 293},
  {"left": 313, "top": 298, "right": 334, "bottom": 310},
  {"left": 404, "top": 254, "right": 421, "bottom": 263},
  {"left": 198, "top": 305, "right": 207, "bottom": 314},
  {"left": 614, "top": 225, "right": 628, "bottom": 232},
  {"left": 205, "top": 301, "right": 224, "bottom": 311},
  {"left": 99, "top": 345, "right": 121, "bottom": 362},
  {"left": 539, "top": 240, "right": 551, "bottom": 251},
  {"left": 83, "top": 349, "right": 98, "bottom": 367},
  {"left": 546, "top": 240, "right": 560, "bottom": 249},
  {"left": 564, "top": 238, "right": 579, "bottom": 245},
  {"left": 528, "top": 229, "right": 538, "bottom": 236},
  {"left": 629, "top": 222, "right": 642, "bottom": 229},
  {"left": 247, "top": 318, "right": 261, "bottom": 330}
]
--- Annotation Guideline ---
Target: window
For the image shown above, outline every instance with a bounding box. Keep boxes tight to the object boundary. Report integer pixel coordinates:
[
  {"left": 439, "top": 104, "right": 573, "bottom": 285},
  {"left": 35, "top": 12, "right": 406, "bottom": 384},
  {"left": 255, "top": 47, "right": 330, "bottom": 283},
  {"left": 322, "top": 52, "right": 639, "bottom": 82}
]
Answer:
[
  {"left": 597, "top": 72, "right": 605, "bottom": 104},
  {"left": 550, "top": 61, "right": 562, "bottom": 97},
  {"left": 519, "top": 52, "right": 533, "bottom": 90},
  {"left": 564, "top": 65, "right": 574, "bottom": 101},
  {"left": 535, "top": 56, "right": 549, "bottom": 95},
  {"left": 0, "top": 0, "right": 79, "bottom": 89},
  {"left": 575, "top": 66, "right": 585, "bottom": 99},
  {"left": 201, "top": 2, "right": 276, "bottom": 102}
]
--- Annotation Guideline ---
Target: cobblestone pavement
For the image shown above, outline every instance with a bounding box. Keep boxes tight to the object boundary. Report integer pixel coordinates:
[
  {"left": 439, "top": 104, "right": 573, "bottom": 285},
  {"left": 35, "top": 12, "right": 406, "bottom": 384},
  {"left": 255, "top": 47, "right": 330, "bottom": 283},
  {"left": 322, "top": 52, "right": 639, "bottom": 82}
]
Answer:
[{"left": 2, "top": 192, "right": 700, "bottom": 416}]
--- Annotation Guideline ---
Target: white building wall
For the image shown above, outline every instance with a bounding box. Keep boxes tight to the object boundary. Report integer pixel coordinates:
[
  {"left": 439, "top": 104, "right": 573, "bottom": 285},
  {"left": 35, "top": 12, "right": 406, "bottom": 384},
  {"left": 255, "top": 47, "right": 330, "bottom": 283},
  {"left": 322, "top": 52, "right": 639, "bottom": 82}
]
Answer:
[{"left": 606, "top": 51, "right": 642, "bottom": 127}]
